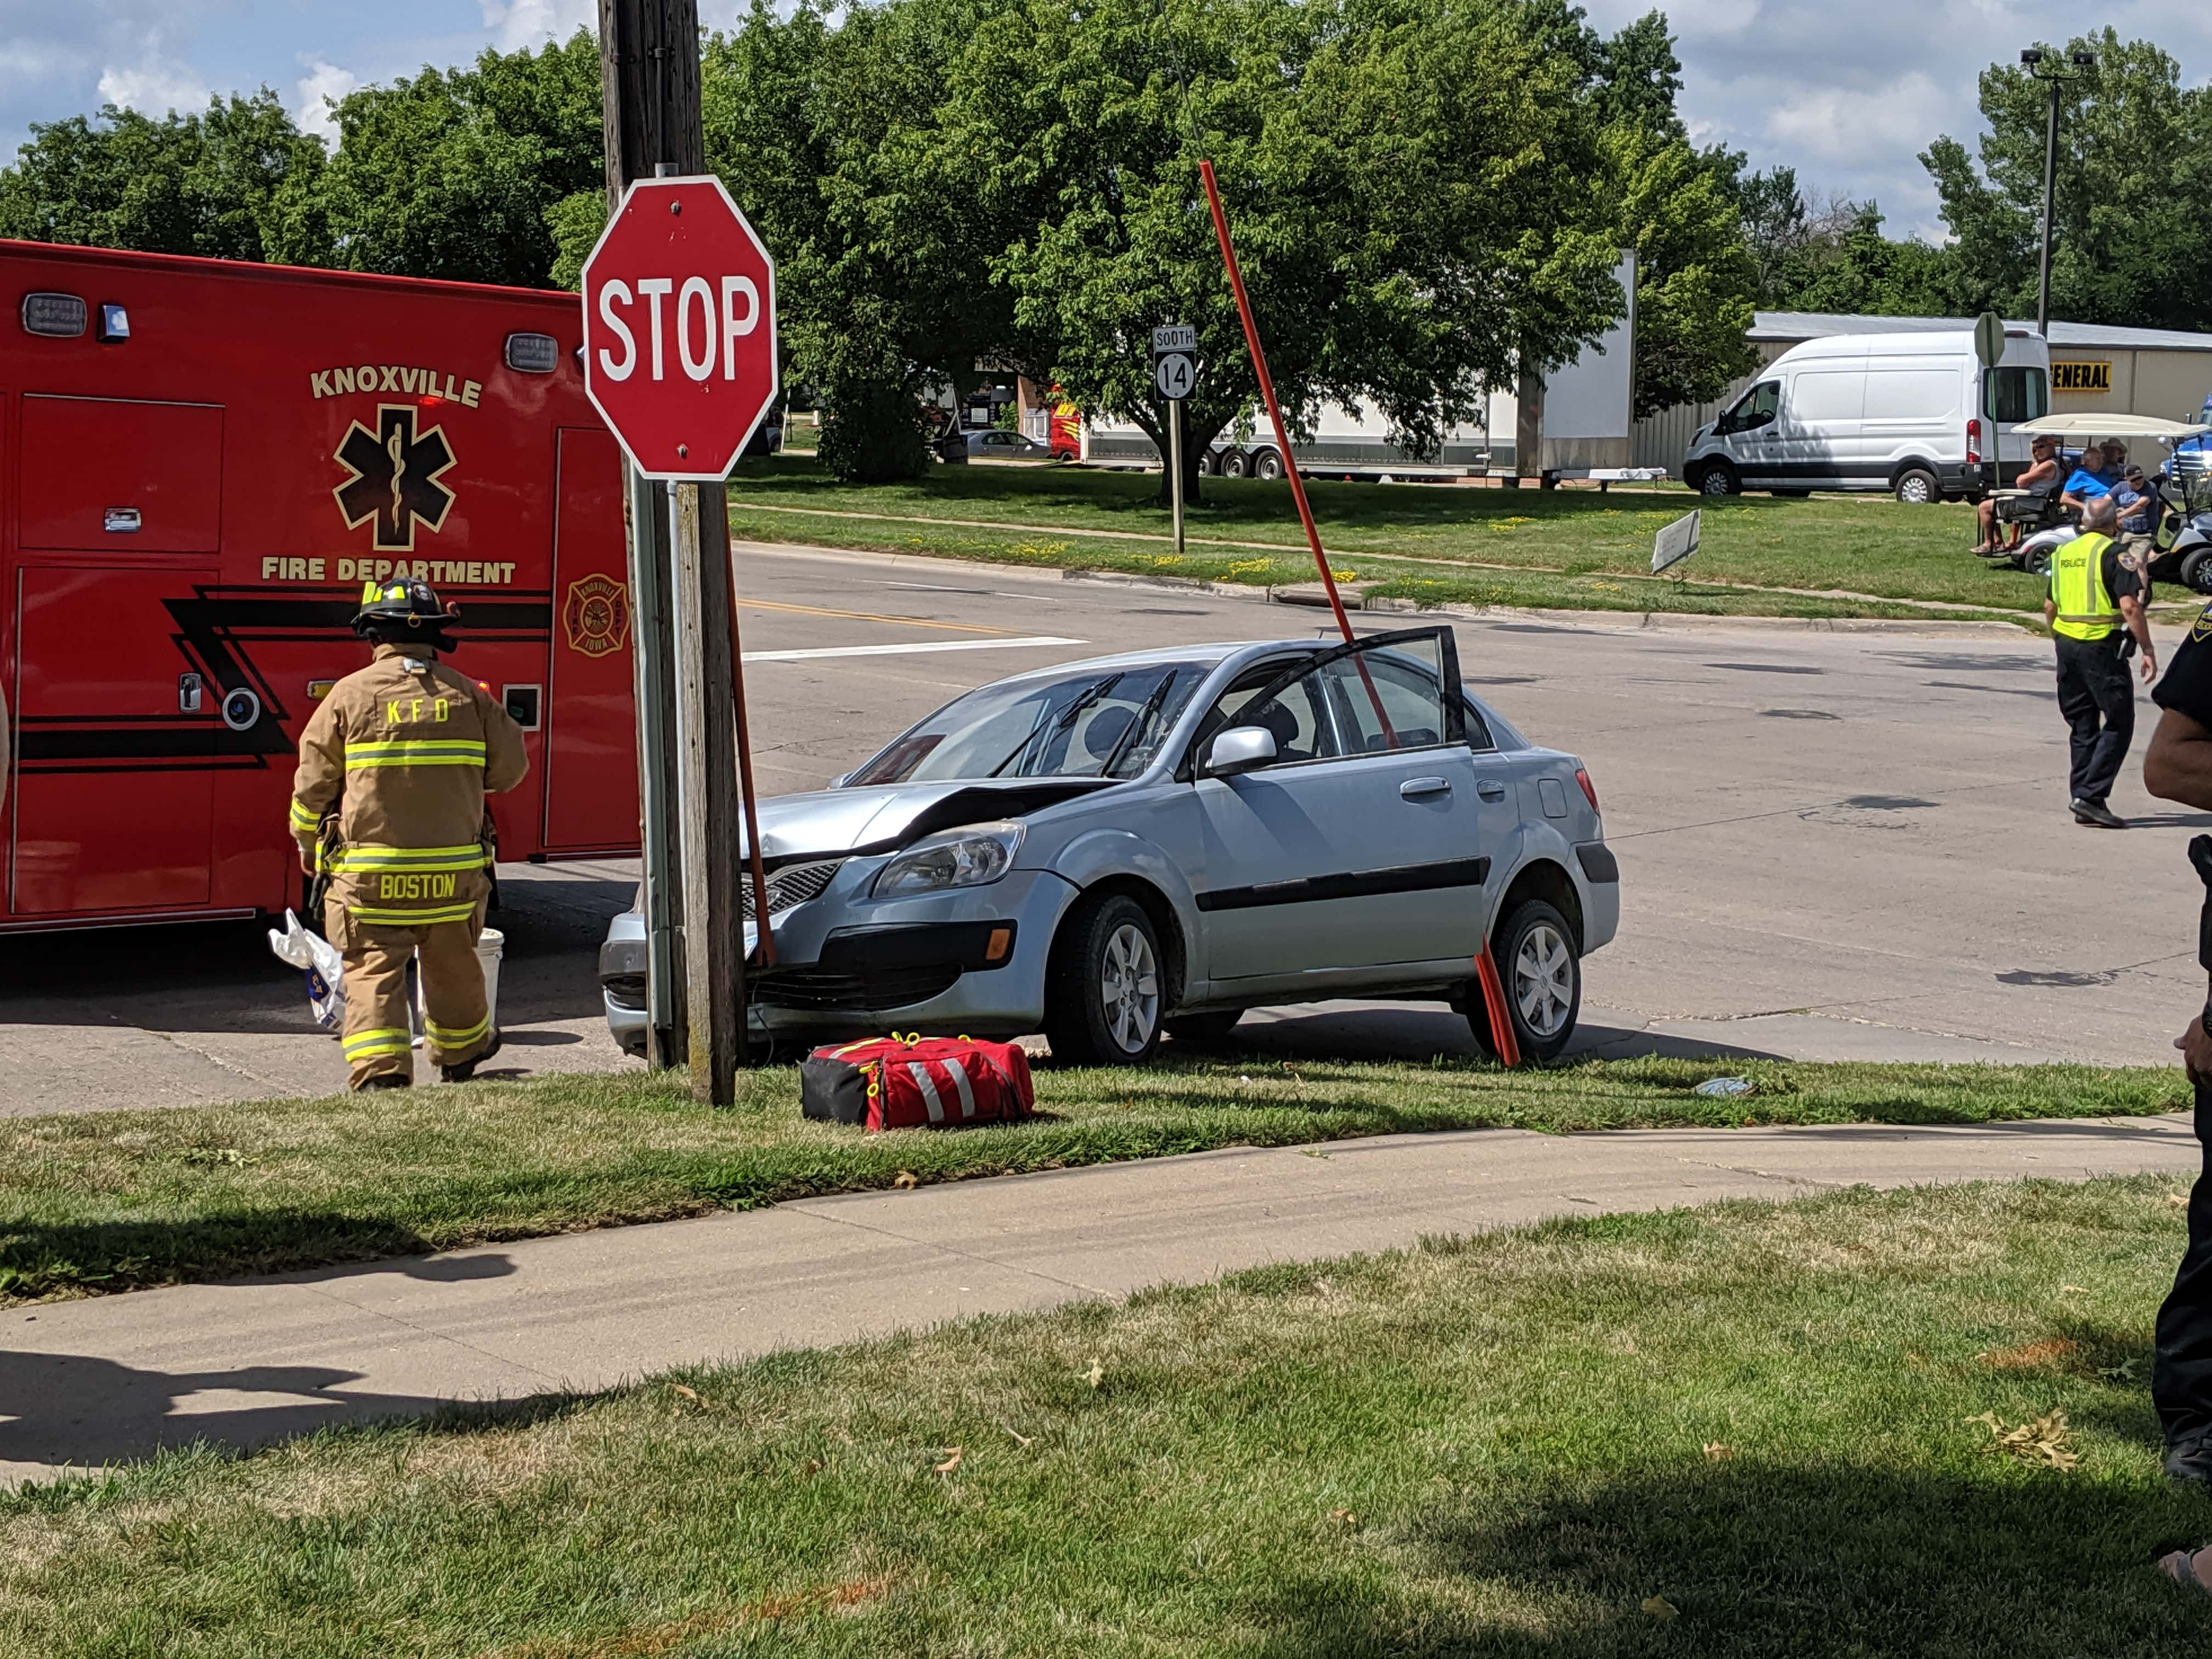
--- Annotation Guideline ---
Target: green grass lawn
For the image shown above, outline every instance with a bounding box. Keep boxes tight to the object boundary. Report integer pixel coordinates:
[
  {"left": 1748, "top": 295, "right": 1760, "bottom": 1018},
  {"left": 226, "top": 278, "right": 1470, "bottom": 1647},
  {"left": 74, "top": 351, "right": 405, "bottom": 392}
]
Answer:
[
  {"left": 721, "top": 457, "right": 2067, "bottom": 623},
  {"left": 0, "top": 1057, "right": 2183, "bottom": 1307},
  {"left": 7, "top": 1175, "right": 2208, "bottom": 1656}
]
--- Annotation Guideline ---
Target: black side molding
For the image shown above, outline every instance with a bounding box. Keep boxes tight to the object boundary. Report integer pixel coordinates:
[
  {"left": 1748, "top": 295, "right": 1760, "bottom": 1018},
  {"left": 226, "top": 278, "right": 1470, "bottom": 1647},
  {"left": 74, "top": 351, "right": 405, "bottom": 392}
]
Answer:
[
  {"left": 1575, "top": 842, "right": 1620, "bottom": 884},
  {"left": 1197, "top": 855, "right": 1489, "bottom": 914}
]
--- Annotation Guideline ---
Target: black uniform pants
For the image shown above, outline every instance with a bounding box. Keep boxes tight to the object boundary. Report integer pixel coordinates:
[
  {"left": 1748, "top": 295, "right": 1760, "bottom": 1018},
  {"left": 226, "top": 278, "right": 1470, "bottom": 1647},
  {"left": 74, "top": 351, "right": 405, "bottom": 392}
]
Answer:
[
  {"left": 2156, "top": 1083, "right": 2212, "bottom": 1451},
  {"left": 2053, "top": 632, "right": 2134, "bottom": 806}
]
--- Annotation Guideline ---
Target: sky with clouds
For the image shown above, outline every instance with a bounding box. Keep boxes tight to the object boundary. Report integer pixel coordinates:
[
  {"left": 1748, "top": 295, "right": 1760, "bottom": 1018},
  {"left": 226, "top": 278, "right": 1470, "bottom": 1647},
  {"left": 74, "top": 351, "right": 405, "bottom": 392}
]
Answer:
[{"left": 3, "top": 2, "right": 2207, "bottom": 240}]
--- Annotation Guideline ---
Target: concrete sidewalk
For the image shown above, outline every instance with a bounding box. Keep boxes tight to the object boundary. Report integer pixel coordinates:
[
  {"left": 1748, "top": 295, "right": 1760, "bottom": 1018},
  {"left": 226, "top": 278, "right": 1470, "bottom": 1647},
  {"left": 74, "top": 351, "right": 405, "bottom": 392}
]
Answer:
[{"left": 2, "top": 1113, "right": 2198, "bottom": 1485}]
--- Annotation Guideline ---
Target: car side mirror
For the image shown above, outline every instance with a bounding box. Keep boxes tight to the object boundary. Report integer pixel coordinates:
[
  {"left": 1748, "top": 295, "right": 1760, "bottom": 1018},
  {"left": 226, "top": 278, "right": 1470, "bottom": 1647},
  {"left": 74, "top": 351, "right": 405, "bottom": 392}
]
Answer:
[{"left": 1202, "top": 725, "right": 1278, "bottom": 777}]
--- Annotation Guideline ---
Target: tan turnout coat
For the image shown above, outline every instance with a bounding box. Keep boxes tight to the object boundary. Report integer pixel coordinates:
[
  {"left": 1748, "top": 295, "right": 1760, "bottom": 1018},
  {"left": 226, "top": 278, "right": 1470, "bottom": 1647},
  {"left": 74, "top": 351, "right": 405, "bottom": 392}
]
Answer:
[{"left": 289, "top": 645, "right": 528, "bottom": 926}]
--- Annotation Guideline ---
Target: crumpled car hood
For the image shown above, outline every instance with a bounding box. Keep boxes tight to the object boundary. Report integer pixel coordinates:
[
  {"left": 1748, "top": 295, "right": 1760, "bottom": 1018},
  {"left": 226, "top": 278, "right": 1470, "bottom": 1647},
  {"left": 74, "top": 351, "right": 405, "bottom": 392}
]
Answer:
[{"left": 741, "top": 779, "right": 1111, "bottom": 861}]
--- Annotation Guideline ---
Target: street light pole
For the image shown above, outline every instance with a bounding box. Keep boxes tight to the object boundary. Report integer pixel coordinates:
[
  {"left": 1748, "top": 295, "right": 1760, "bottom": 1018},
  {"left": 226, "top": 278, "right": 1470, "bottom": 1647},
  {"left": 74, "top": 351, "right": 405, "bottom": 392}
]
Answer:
[{"left": 2021, "top": 47, "right": 2096, "bottom": 339}]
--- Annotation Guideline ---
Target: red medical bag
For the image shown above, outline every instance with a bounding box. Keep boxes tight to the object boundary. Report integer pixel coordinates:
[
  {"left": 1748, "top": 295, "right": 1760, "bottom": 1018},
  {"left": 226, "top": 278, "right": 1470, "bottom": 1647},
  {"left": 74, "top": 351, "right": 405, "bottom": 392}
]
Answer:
[{"left": 800, "top": 1035, "right": 1036, "bottom": 1131}]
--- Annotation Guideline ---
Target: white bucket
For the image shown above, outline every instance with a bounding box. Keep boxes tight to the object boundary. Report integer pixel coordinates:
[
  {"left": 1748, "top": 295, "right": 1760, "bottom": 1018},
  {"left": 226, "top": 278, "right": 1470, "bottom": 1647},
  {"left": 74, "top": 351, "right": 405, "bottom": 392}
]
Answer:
[{"left": 411, "top": 927, "right": 505, "bottom": 1048}]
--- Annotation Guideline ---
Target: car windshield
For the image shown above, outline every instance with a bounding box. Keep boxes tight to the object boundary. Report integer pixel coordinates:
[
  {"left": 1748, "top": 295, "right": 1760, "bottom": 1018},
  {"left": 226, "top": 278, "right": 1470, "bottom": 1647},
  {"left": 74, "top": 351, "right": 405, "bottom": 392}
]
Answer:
[{"left": 846, "top": 663, "right": 1204, "bottom": 786}]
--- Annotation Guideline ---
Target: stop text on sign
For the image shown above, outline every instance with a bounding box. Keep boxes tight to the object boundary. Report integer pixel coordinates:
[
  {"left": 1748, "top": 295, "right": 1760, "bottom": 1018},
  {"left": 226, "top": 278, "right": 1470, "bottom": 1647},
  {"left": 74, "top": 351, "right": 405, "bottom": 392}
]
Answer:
[
  {"left": 594, "top": 275, "right": 763, "bottom": 385},
  {"left": 579, "top": 173, "right": 780, "bottom": 481}
]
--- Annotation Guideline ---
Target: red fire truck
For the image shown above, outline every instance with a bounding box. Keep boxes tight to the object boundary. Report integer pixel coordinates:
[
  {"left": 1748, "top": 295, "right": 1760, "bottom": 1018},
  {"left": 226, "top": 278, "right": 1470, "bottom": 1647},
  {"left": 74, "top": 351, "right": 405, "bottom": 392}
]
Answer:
[{"left": 0, "top": 240, "right": 639, "bottom": 932}]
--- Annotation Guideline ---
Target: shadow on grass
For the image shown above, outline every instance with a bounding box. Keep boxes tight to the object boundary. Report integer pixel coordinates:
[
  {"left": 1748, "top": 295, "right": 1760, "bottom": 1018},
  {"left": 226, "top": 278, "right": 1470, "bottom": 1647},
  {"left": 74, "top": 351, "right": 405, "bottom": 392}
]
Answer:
[
  {"left": 1252, "top": 1463, "right": 2212, "bottom": 1658},
  {"left": 0, "top": 1215, "right": 520, "bottom": 1301}
]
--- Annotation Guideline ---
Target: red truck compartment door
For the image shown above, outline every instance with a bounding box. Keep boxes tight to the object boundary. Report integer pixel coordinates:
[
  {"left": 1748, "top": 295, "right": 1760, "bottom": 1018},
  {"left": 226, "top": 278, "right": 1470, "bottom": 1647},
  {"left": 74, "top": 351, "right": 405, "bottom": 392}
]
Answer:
[
  {"left": 543, "top": 427, "right": 639, "bottom": 851},
  {"left": 19, "top": 397, "right": 223, "bottom": 555},
  {"left": 12, "top": 567, "right": 217, "bottom": 914}
]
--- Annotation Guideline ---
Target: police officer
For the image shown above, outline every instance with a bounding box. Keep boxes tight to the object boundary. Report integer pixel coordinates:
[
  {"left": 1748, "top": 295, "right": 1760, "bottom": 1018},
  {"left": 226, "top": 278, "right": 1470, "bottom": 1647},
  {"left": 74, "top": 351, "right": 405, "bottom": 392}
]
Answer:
[
  {"left": 290, "top": 579, "right": 528, "bottom": 1090},
  {"left": 2047, "top": 493, "right": 2156, "bottom": 828},
  {"left": 2142, "top": 613, "right": 2212, "bottom": 1592}
]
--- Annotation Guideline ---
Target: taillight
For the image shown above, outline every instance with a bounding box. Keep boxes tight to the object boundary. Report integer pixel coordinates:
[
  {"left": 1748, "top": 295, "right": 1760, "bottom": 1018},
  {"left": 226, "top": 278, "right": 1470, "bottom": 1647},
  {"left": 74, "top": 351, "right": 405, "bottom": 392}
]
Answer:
[
  {"left": 1575, "top": 767, "right": 1599, "bottom": 813},
  {"left": 1966, "top": 417, "right": 1982, "bottom": 466}
]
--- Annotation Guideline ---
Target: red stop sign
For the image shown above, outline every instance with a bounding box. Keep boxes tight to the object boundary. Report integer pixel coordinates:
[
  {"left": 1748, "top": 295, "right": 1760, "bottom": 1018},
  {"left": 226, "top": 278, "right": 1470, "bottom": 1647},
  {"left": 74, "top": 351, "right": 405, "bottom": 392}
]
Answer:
[{"left": 580, "top": 175, "right": 778, "bottom": 481}]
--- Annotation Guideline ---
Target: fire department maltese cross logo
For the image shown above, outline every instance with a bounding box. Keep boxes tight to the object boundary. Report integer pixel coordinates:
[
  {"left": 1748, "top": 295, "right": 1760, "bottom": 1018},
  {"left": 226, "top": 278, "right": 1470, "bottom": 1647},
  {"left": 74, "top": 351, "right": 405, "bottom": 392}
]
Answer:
[
  {"left": 563, "top": 573, "right": 631, "bottom": 658},
  {"left": 334, "top": 405, "right": 456, "bottom": 551}
]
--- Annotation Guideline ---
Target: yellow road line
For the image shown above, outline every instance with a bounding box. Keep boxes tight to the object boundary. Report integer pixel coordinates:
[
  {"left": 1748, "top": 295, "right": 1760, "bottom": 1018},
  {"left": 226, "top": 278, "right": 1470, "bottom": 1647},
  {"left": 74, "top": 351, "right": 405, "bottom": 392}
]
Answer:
[{"left": 735, "top": 596, "right": 1017, "bottom": 636}]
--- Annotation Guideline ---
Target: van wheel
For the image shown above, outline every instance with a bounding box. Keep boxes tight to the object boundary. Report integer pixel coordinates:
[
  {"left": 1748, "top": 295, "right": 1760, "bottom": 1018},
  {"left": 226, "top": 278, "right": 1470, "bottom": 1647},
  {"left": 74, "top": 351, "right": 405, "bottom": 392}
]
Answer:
[
  {"left": 1251, "top": 448, "right": 1283, "bottom": 480},
  {"left": 1696, "top": 464, "right": 1740, "bottom": 497},
  {"left": 1044, "top": 893, "right": 1163, "bottom": 1065},
  {"left": 1893, "top": 468, "right": 1940, "bottom": 504},
  {"left": 1466, "top": 899, "right": 1582, "bottom": 1062}
]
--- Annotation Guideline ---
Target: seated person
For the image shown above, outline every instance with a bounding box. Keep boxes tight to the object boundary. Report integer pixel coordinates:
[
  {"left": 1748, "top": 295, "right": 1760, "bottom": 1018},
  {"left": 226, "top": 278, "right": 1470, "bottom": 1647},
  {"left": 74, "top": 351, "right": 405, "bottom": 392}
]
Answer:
[
  {"left": 2112, "top": 461, "right": 2163, "bottom": 576},
  {"left": 1976, "top": 433, "right": 2062, "bottom": 554},
  {"left": 2061, "top": 440, "right": 2124, "bottom": 515}
]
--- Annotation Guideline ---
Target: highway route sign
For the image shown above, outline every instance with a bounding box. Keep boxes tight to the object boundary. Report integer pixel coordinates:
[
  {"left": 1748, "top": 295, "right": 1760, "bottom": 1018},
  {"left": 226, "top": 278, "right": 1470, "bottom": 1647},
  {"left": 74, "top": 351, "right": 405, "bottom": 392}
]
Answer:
[{"left": 1154, "top": 351, "right": 1195, "bottom": 401}]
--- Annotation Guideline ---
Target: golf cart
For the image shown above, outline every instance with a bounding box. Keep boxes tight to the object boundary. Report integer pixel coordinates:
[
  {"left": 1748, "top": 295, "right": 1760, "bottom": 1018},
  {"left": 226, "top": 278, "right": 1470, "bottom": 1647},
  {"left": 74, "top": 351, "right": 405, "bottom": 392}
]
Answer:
[{"left": 1982, "top": 412, "right": 2212, "bottom": 590}]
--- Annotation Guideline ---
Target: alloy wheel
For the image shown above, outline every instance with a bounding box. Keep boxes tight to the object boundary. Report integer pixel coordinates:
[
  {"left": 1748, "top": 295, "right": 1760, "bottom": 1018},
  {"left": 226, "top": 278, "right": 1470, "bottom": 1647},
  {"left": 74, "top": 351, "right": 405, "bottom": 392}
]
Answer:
[
  {"left": 1100, "top": 922, "right": 1160, "bottom": 1053},
  {"left": 1513, "top": 921, "right": 1574, "bottom": 1039}
]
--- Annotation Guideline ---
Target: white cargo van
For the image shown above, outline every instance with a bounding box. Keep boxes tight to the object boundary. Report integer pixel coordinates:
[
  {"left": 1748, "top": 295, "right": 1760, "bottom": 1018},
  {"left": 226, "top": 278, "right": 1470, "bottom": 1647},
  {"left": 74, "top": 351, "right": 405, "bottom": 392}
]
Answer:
[{"left": 1682, "top": 329, "right": 2052, "bottom": 503}]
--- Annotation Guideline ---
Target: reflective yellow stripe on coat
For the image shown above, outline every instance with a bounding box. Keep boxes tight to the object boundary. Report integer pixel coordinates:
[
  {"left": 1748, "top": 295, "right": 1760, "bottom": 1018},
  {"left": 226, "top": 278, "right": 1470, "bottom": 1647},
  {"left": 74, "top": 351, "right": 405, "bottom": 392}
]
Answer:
[
  {"left": 344, "top": 738, "right": 488, "bottom": 769},
  {"left": 2052, "top": 533, "right": 2120, "bottom": 641},
  {"left": 345, "top": 901, "right": 481, "bottom": 927},
  {"left": 324, "top": 844, "right": 492, "bottom": 875}
]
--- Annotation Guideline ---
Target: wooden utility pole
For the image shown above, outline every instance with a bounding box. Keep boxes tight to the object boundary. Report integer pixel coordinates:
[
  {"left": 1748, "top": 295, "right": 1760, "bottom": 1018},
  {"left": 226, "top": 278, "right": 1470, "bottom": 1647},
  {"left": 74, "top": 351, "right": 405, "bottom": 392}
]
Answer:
[{"left": 598, "top": 0, "right": 745, "bottom": 1102}]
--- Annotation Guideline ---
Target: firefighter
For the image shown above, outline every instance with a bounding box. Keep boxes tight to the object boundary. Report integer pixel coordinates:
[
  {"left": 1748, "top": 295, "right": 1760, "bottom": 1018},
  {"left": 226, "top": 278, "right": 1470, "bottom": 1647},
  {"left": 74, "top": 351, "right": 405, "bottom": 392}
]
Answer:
[{"left": 289, "top": 578, "right": 528, "bottom": 1090}]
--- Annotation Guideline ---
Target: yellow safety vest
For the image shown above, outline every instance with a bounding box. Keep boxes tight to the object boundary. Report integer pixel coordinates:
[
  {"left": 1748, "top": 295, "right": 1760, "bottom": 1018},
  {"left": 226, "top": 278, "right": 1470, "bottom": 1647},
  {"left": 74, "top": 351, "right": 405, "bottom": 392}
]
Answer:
[{"left": 2051, "top": 532, "right": 2120, "bottom": 641}]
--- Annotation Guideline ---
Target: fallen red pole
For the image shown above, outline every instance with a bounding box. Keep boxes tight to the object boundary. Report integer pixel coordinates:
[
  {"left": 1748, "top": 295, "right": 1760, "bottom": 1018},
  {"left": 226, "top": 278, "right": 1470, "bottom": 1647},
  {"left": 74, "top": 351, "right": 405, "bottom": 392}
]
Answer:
[
  {"left": 1201, "top": 160, "right": 1510, "bottom": 1059},
  {"left": 1198, "top": 160, "right": 1355, "bottom": 648}
]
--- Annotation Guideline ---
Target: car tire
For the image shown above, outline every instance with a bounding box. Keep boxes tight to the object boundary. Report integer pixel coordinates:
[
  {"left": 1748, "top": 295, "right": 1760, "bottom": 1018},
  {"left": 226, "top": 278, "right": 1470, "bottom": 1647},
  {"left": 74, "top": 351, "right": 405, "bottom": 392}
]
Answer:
[
  {"left": 1251, "top": 448, "right": 1283, "bottom": 480},
  {"left": 1893, "top": 467, "right": 1940, "bottom": 504},
  {"left": 2182, "top": 548, "right": 2212, "bottom": 595},
  {"left": 1696, "top": 464, "right": 1740, "bottom": 497},
  {"left": 1465, "top": 899, "right": 1581, "bottom": 1063},
  {"left": 1222, "top": 450, "right": 1250, "bottom": 478},
  {"left": 1044, "top": 893, "right": 1165, "bottom": 1065},
  {"left": 1165, "top": 1009, "right": 1243, "bottom": 1043}
]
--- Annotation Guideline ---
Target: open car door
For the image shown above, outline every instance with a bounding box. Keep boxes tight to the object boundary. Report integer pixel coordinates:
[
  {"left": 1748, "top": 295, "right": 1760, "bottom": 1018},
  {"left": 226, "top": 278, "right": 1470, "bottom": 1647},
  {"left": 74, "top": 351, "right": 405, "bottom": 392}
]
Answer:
[{"left": 1188, "top": 627, "right": 1494, "bottom": 983}]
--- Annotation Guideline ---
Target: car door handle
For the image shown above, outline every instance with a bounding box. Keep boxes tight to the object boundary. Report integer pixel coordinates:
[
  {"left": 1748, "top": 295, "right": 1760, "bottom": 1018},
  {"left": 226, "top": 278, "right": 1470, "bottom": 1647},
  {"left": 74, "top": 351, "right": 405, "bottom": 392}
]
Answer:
[
  {"left": 178, "top": 672, "right": 203, "bottom": 714},
  {"left": 1475, "top": 778, "right": 1508, "bottom": 802},
  {"left": 1400, "top": 776, "right": 1452, "bottom": 799}
]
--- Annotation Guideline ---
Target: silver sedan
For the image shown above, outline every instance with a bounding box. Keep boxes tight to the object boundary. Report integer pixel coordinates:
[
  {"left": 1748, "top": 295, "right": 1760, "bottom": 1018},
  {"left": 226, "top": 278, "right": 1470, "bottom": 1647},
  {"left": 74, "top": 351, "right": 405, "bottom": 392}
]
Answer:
[{"left": 600, "top": 628, "right": 1617, "bottom": 1063}]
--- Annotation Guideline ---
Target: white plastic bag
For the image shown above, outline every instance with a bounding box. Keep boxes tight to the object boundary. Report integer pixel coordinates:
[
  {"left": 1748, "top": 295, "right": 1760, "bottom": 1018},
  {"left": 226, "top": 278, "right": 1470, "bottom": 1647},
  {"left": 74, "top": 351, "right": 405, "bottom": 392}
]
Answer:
[{"left": 267, "top": 907, "right": 345, "bottom": 1029}]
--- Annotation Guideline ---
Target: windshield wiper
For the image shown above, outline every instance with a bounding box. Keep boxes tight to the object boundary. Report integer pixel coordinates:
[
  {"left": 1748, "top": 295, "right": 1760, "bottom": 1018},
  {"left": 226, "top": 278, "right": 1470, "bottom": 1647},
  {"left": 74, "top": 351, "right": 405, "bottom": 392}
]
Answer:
[
  {"left": 1099, "top": 670, "right": 1180, "bottom": 778},
  {"left": 986, "top": 673, "right": 1124, "bottom": 777}
]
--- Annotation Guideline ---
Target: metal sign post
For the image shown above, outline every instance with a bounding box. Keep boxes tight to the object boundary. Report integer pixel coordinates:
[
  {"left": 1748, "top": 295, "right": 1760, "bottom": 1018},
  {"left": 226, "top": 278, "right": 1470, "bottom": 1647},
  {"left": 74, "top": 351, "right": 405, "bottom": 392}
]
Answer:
[
  {"left": 1974, "top": 311, "right": 2006, "bottom": 493},
  {"left": 594, "top": 0, "right": 782, "bottom": 1105},
  {"left": 1153, "top": 324, "right": 1194, "bottom": 561}
]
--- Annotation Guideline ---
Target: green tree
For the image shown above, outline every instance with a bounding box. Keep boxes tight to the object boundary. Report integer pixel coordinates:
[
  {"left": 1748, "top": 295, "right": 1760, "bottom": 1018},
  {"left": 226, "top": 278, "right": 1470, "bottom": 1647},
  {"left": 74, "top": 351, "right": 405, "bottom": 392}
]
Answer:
[
  {"left": 1923, "top": 30, "right": 2212, "bottom": 329},
  {"left": 0, "top": 92, "right": 326, "bottom": 263},
  {"left": 1775, "top": 203, "right": 1965, "bottom": 315},
  {"left": 1587, "top": 13, "right": 1756, "bottom": 413},
  {"left": 940, "top": 0, "right": 1624, "bottom": 500},
  {"left": 704, "top": 0, "right": 1012, "bottom": 481},
  {"left": 313, "top": 31, "right": 603, "bottom": 286}
]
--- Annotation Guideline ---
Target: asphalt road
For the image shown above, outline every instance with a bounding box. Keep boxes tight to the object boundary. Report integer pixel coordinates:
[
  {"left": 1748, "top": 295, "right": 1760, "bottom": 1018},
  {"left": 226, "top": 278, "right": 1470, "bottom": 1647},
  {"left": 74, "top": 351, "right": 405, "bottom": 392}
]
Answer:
[{"left": 1, "top": 539, "right": 2198, "bottom": 1114}]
